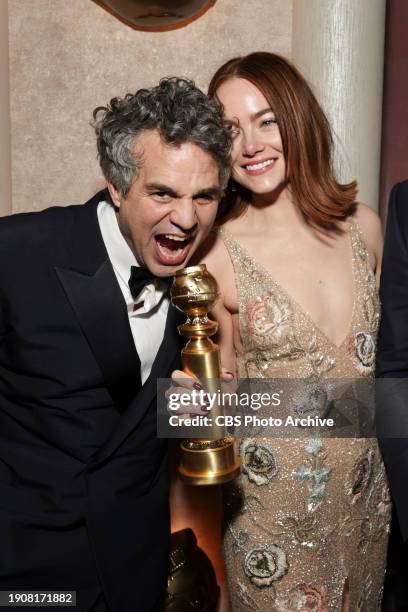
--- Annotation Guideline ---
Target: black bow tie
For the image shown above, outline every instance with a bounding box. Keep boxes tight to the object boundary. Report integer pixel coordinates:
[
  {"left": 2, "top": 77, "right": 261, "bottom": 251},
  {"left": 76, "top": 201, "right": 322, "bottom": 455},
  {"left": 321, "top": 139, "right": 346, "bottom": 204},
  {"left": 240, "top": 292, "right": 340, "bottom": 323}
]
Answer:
[
  {"left": 128, "top": 266, "right": 156, "bottom": 301},
  {"left": 128, "top": 266, "right": 171, "bottom": 301}
]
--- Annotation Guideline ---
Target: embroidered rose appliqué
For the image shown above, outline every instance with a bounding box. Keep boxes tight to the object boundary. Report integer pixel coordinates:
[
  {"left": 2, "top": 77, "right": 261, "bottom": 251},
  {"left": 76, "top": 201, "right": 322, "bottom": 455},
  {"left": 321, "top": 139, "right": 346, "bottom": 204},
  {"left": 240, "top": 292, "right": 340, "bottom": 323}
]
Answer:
[
  {"left": 244, "top": 545, "right": 288, "bottom": 587},
  {"left": 241, "top": 439, "right": 278, "bottom": 486}
]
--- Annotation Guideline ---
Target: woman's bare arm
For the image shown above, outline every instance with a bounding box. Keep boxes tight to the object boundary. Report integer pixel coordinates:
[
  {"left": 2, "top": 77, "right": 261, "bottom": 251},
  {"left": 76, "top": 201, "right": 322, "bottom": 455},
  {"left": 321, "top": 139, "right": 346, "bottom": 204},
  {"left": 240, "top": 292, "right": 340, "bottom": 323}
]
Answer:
[{"left": 354, "top": 203, "right": 384, "bottom": 286}]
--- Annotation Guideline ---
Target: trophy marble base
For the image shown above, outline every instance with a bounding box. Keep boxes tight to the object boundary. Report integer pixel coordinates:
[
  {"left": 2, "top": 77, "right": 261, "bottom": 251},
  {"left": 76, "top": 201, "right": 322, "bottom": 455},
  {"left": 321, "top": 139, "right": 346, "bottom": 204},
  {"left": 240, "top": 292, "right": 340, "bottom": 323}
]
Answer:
[{"left": 179, "top": 436, "right": 241, "bottom": 486}]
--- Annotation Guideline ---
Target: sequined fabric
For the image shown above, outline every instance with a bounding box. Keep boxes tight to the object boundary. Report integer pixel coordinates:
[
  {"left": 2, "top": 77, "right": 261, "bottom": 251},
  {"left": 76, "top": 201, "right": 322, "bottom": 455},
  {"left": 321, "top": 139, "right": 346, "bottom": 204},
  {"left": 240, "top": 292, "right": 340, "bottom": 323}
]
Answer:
[{"left": 218, "top": 220, "right": 390, "bottom": 612}]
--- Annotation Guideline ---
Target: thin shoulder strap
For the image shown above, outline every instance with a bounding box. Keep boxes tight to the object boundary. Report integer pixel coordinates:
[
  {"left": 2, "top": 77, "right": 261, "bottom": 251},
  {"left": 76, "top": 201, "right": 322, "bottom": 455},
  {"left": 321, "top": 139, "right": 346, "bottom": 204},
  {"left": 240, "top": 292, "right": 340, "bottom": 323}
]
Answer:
[
  {"left": 348, "top": 216, "right": 371, "bottom": 267},
  {"left": 217, "top": 226, "right": 244, "bottom": 271}
]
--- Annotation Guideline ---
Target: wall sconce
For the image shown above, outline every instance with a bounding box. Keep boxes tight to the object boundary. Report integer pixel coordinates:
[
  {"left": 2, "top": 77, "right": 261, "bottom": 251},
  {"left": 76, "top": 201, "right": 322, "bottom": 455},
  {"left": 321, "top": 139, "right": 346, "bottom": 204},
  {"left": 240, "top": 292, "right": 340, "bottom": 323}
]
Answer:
[{"left": 94, "top": 0, "right": 217, "bottom": 32}]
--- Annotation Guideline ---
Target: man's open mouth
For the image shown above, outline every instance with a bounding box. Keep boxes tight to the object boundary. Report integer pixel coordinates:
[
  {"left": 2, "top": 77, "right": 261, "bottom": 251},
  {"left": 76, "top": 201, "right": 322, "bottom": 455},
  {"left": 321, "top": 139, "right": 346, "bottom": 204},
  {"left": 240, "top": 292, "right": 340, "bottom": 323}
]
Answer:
[{"left": 154, "top": 234, "right": 194, "bottom": 265}]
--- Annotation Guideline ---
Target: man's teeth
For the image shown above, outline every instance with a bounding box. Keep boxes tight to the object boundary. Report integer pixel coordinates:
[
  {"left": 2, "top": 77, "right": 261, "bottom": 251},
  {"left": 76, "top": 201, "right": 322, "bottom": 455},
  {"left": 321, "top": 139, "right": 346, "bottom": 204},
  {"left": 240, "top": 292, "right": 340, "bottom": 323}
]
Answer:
[
  {"left": 164, "top": 234, "right": 188, "bottom": 242},
  {"left": 245, "top": 159, "right": 275, "bottom": 171}
]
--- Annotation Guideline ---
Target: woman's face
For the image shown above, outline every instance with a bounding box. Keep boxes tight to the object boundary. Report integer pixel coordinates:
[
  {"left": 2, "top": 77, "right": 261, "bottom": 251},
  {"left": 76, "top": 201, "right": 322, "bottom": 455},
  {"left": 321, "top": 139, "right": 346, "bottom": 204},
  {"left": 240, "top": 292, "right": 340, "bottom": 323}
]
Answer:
[{"left": 216, "top": 78, "right": 286, "bottom": 197}]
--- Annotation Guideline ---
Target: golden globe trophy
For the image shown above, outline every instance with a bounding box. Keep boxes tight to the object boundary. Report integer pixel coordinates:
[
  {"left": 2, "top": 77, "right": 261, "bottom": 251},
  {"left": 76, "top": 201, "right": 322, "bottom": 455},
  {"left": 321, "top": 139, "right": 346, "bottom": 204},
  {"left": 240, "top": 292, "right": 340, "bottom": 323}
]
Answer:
[{"left": 170, "top": 264, "right": 241, "bottom": 486}]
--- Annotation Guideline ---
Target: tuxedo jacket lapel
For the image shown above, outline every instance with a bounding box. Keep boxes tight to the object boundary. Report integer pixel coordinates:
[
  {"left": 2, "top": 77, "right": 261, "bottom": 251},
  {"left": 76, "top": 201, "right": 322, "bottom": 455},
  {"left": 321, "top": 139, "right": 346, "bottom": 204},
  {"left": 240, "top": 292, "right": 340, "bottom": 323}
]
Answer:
[
  {"left": 55, "top": 191, "right": 183, "bottom": 462},
  {"left": 90, "top": 302, "right": 182, "bottom": 467},
  {"left": 55, "top": 192, "right": 140, "bottom": 412}
]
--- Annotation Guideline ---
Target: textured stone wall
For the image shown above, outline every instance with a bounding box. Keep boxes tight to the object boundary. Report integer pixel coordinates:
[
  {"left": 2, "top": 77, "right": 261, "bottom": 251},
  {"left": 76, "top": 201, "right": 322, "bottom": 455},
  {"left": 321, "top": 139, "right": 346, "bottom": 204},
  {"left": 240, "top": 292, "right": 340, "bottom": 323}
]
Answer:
[
  {"left": 0, "top": 1, "right": 11, "bottom": 216},
  {"left": 292, "top": 0, "right": 386, "bottom": 210},
  {"left": 8, "top": 0, "right": 292, "bottom": 212}
]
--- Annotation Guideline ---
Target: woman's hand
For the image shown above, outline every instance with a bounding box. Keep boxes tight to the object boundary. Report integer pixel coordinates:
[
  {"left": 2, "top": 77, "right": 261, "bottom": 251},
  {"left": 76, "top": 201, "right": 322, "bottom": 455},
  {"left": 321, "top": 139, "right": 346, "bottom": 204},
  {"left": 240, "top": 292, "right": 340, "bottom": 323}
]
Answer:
[{"left": 166, "top": 368, "right": 235, "bottom": 421}]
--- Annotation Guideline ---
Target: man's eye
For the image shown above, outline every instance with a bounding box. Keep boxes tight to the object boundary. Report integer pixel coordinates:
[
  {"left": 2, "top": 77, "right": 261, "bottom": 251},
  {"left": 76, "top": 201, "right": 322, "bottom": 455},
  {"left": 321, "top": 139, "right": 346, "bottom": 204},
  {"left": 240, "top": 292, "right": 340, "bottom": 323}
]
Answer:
[
  {"left": 195, "top": 195, "right": 215, "bottom": 204},
  {"left": 153, "top": 192, "right": 171, "bottom": 200}
]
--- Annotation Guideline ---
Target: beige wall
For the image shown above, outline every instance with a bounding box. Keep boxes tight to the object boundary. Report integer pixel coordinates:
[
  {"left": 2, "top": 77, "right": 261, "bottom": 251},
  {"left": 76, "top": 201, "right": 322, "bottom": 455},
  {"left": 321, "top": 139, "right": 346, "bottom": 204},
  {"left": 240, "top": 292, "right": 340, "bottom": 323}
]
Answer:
[
  {"left": 292, "top": 0, "right": 386, "bottom": 210},
  {"left": 0, "top": 0, "right": 11, "bottom": 216},
  {"left": 8, "top": 0, "right": 292, "bottom": 213}
]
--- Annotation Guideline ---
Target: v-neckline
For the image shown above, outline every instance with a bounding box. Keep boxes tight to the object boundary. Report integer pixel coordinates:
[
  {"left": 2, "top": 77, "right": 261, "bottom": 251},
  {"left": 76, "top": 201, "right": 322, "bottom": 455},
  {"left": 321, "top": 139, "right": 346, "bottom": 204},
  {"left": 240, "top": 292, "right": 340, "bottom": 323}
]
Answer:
[{"left": 219, "top": 222, "right": 357, "bottom": 350}]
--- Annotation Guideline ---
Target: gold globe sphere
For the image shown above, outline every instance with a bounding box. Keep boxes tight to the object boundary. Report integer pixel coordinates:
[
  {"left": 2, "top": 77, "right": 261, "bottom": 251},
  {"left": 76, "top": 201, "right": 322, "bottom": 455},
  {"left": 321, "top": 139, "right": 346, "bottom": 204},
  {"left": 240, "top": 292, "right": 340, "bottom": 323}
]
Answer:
[{"left": 171, "top": 264, "right": 219, "bottom": 319}]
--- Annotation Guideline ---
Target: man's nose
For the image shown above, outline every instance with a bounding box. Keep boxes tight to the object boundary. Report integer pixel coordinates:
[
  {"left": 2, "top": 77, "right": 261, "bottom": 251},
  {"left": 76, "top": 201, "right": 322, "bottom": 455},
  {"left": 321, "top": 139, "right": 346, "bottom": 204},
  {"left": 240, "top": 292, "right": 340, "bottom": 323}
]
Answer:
[{"left": 169, "top": 199, "right": 197, "bottom": 231}]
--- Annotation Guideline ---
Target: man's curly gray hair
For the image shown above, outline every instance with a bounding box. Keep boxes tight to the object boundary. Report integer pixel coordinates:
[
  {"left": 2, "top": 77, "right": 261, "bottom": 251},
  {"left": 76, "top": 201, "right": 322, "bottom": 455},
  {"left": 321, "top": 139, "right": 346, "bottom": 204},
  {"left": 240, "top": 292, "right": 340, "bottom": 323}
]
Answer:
[{"left": 93, "top": 77, "right": 231, "bottom": 198}]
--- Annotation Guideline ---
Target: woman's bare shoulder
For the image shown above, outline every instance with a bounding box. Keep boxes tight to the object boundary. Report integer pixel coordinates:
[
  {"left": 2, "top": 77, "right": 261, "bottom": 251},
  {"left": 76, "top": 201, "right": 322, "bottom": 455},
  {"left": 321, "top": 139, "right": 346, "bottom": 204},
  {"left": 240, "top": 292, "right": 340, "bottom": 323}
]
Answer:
[
  {"left": 353, "top": 202, "right": 382, "bottom": 236},
  {"left": 192, "top": 229, "right": 233, "bottom": 278},
  {"left": 352, "top": 202, "right": 383, "bottom": 265}
]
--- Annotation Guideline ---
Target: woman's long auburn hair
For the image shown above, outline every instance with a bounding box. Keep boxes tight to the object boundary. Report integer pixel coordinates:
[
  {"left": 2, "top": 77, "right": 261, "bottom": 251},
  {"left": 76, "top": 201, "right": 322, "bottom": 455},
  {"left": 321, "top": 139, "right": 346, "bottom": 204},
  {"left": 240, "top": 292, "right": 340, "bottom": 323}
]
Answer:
[{"left": 208, "top": 52, "right": 357, "bottom": 230}]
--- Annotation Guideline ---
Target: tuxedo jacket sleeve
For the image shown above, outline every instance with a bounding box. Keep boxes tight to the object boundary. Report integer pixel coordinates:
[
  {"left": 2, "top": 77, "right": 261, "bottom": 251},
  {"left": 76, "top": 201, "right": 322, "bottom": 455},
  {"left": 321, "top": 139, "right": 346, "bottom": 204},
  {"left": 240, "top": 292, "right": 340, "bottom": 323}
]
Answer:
[
  {"left": 0, "top": 192, "right": 182, "bottom": 611},
  {"left": 377, "top": 180, "right": 408, "bottom": 540}
]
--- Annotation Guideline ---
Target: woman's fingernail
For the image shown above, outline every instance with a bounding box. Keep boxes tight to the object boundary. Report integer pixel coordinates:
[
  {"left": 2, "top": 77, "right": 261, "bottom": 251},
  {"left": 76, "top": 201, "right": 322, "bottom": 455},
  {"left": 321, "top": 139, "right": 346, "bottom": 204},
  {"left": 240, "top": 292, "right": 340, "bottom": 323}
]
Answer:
[
  {"left": 193, "top": 382, "right": 202, "bottom": 391},
  {"left": 201, "top": 405, "right": 209, "bottom": 412}
]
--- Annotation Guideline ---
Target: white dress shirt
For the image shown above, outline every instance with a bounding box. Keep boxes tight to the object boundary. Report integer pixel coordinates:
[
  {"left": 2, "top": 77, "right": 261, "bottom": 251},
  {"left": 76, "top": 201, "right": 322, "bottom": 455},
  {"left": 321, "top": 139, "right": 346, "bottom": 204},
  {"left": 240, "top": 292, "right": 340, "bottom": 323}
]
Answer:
[{"left": 97, "top": 200, "right": 169, "bottom": 384}]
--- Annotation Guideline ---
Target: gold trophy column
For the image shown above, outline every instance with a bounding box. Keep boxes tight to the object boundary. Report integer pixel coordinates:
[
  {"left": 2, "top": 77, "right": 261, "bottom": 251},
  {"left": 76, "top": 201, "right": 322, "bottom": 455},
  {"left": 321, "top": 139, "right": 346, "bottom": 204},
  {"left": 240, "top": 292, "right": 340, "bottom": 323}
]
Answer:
[{"left": 171, "top": 264, "right": 241, "bottom": 486}]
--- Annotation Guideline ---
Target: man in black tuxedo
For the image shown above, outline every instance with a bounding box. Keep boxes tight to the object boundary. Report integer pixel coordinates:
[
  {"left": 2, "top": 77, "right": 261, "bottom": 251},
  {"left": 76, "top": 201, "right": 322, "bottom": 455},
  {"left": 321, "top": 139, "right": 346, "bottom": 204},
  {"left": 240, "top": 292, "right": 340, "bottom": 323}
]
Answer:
[
  {"left": 0, "top": 78, "right": 231, "bottom": 611},
  {"left": 377, "top": 180, "right": 408, "bottom": 609}
]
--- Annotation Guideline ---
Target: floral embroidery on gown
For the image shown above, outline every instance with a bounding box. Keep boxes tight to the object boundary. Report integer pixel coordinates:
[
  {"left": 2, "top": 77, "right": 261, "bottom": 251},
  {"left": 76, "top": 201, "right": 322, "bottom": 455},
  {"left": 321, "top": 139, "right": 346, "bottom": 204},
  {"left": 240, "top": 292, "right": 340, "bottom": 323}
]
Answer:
[{"left": 218, "top": 219, "right": 391, "bottom": 612}]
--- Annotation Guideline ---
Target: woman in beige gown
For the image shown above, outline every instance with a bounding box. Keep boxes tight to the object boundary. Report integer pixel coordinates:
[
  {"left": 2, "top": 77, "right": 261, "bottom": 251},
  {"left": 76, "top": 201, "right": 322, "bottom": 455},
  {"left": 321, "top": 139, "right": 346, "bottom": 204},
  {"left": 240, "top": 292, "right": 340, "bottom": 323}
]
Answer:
[{"left": 194, "top": 53, "right": 390, "bottom": 611}]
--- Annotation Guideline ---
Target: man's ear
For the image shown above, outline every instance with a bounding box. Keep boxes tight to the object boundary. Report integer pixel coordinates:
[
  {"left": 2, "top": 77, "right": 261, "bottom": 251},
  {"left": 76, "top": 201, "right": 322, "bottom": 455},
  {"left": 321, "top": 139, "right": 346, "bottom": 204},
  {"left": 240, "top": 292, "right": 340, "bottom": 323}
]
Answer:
[{"left": 107, "top": 182, "right": 122, "bottom": 208}]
